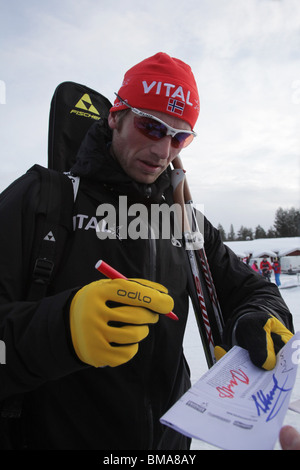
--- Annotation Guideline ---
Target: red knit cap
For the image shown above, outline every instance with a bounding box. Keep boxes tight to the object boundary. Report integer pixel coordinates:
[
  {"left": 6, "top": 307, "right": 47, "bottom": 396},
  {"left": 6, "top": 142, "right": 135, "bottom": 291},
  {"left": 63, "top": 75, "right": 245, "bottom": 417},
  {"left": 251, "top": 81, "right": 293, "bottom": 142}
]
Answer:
[{"left": 110, "top": 52, "right": 200, "bottom": 129}]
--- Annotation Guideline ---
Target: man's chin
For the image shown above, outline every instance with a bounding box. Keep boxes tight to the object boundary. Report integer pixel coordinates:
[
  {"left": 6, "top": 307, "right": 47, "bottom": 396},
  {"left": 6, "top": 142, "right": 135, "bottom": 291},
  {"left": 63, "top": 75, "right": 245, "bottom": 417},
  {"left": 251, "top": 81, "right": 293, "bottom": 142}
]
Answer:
[{"left": 132, "top": 169, "right": 164, "bottom": 185}]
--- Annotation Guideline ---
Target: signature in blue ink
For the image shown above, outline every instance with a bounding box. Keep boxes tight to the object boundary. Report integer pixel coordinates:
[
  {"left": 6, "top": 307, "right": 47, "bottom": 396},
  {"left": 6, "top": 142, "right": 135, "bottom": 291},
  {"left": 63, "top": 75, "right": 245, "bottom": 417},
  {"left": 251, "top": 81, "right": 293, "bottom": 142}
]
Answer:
[{"left": 252, "top": 373, "right": 292, "bottom": 422}]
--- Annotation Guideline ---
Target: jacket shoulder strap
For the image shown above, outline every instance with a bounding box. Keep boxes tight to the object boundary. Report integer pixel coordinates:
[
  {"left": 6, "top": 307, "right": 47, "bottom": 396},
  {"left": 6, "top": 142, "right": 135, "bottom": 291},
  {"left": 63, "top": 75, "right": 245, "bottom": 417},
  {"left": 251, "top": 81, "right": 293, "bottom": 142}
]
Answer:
[
  {"left": 1, "top": 165, "right": 76, "bottom": 424},
  {"left": 26, "top": 164, "right": 76, "bottom": 301}
]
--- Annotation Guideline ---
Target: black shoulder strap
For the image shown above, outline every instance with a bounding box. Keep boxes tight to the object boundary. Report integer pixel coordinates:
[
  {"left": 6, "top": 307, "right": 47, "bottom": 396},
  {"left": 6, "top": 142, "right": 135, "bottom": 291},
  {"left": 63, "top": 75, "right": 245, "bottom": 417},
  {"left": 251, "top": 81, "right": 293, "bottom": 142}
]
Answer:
[
  {"left": 0, "top": 165, "right": 76, "bottom": 424},
  {"left": 26, "top": 164, "right": 75, "bottom": 301}
]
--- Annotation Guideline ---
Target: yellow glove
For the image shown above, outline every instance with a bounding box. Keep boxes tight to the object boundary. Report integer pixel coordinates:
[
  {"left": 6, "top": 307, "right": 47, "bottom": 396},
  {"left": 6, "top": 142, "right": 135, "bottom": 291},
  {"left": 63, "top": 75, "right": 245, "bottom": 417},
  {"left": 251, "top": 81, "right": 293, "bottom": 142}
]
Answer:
[
  {"left": 235, "top": 313, "right": 293, "bottom": 370},
  {"left": 70, "top": 278, "right": 174, "bottom": 368},
  {"left": 214, "top": 345, "right": 228, "bottom": 362},
  {"left": 214, "top": 314, "right": 293, "bottom": 370}
]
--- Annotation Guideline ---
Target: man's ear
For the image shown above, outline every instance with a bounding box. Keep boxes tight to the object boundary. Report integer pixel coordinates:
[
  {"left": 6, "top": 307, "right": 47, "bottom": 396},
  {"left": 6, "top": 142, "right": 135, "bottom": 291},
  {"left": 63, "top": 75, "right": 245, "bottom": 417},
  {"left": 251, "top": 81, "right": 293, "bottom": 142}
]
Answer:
[{"left": 108, "top": 112, "right": 117, "bottom": 130}]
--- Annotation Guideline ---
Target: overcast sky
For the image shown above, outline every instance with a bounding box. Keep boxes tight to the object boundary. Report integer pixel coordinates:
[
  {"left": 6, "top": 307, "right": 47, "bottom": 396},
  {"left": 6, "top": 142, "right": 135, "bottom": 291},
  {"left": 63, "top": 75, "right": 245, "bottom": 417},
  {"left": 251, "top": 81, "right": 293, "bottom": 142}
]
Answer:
[{"left": 0, "top": 0, "right": 299, "bottom": 233}]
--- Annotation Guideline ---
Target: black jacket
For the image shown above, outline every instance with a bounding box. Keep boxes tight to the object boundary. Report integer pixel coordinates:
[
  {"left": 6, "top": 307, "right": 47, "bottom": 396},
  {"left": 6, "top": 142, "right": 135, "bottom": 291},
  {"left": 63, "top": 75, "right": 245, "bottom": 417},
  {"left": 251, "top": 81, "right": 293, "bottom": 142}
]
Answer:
[{"left": 0, "top": 121, "right": 293, "bottom": 449}]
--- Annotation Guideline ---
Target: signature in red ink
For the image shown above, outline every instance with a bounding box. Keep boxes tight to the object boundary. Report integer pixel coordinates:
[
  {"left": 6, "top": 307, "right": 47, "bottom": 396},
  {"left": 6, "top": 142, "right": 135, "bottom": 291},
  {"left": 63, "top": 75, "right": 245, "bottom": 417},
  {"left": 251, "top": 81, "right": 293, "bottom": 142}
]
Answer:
[{"left": 216, "top": 369, "right": 250, "bottom": 398}]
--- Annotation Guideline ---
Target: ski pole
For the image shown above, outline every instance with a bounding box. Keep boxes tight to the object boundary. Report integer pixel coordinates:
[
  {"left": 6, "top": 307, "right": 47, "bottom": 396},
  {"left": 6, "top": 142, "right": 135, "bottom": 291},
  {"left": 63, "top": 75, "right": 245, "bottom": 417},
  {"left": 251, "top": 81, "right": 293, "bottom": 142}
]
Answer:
[
  {"left": 173, "top": 156, "right": 225, "bottom": 335},
  {"left": 174, "top": 158, "right": 224, "bottom": 337},
  {"left": 171, "top": 157, "right": 224, "bottom": 367},
  {"left": 171, "top": 166, "right": 215, "bottom": 366}
]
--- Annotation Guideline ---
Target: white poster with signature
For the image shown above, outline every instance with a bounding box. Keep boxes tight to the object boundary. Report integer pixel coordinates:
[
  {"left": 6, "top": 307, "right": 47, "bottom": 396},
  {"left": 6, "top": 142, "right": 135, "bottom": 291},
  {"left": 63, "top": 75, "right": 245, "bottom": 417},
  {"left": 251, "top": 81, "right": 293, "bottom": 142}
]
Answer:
[{"left": 161, "top": 331, "right": 300, "bottom": 450}]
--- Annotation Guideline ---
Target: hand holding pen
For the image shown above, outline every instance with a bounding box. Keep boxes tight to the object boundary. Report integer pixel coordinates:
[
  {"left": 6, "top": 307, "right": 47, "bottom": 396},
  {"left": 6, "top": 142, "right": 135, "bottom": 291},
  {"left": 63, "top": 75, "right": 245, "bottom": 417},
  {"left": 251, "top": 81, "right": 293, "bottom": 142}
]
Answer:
[
  {"left": 68, "top": 260, "right": 177, "bottom": 369},
  {"left": 95, "top": 260, "right": 178, "bottom": 321}
]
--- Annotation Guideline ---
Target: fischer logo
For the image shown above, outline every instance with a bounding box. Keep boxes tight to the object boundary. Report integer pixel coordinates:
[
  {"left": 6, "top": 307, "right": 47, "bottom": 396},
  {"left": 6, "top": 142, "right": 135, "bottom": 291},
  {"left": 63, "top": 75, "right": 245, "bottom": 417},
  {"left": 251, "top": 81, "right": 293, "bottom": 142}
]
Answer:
[
  {"left": 70, "top": 93, "right": 101, "bottom": 120},
  {"left": 142, "top": 81, "right": 193, "bottom": 106}
]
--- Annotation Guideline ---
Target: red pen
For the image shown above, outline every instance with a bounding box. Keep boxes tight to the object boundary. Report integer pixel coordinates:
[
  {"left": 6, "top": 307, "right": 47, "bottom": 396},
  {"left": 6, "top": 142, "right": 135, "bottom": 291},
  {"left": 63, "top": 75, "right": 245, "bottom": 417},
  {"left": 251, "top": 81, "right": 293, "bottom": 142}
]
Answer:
[{"left": 95, "top": 259, "right": 178, "bottom": 321}]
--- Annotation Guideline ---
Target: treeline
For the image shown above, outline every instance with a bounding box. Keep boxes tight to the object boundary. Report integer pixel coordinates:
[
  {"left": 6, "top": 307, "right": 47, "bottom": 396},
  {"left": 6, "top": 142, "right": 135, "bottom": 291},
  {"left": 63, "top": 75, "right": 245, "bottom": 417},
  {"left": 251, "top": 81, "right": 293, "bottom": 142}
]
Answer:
[{"left": 218, "top": 207, "right": 300, "bottom": 241}]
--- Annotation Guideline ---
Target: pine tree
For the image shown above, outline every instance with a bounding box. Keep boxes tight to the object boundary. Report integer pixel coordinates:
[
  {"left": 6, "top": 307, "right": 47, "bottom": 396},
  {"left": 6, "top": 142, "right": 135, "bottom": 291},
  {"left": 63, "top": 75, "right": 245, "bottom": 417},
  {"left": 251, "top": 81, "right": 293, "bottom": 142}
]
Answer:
[
  {"left": 227, "top": 224, "right": 235, "bottom": 241},
  {"left": 266, "top": 226, "right": 276, "bottom": 238},
  {"left": 274, "top": 207, "right": 300, "bottom": 237},
  {"left": 255, "top": 225, "right": 267, "bottom": 239},
  {"left": 217, "top": 224, "right": 226, "bottom": 241},
  {"left": 216, "top": 206, "right": 299, "bottom": 240},
  {"left": 237, "top": 226, "right": 253, "bottom": 241}
]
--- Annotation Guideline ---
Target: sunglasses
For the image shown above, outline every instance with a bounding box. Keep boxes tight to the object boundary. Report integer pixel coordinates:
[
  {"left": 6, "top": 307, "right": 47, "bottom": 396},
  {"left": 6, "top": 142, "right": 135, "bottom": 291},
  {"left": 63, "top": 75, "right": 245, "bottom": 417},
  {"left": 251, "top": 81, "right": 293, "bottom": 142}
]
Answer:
[{"left": 114, "top": 94, "right": 196, "bottom": 149}]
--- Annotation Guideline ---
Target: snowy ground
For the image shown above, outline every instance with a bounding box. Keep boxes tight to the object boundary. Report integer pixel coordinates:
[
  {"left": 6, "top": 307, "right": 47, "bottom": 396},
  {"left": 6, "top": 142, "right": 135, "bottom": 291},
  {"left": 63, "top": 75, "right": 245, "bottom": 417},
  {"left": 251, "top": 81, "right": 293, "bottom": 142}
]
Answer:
[{"left": 183, "top": 272, "right": 300, "bottom": 451}]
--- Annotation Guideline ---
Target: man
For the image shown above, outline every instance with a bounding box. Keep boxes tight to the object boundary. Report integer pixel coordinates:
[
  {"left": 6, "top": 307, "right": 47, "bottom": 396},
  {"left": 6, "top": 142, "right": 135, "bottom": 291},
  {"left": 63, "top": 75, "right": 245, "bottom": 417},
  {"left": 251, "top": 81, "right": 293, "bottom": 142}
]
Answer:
[
  {"left": 0, "top": 53, "right": 294, "bottom": 450},
  {"left": 272, "top": 258, "right": 282, "bottom": 287},
  {"left": 260, "top": 255, "right": 273, "bottom": 281}
]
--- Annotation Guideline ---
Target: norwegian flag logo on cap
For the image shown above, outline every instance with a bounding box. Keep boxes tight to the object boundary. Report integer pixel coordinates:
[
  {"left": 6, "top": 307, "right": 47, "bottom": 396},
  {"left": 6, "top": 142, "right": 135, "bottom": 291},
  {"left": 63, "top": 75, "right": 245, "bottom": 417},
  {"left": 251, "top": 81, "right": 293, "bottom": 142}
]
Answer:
[{"left": 167, "top": 98, "right": 185, "bottom": 116}]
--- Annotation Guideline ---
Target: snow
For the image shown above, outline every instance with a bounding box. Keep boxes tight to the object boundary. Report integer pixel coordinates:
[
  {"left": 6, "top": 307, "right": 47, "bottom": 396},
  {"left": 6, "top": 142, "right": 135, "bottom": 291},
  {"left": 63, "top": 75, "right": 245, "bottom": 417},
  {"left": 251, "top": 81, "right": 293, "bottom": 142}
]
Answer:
[
  {"left": 224, "top": 237, "right": 300, "bottom": 259},
  {"left": 183, "top": 271, "right": 300, "bottom": 451}
]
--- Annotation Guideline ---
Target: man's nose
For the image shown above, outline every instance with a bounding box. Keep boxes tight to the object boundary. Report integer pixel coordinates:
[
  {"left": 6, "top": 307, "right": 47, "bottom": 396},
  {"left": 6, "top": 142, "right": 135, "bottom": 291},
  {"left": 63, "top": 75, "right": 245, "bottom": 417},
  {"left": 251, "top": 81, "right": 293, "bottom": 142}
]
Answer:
[{"left": 150, "top": 136, "right": 172, "bottom": 159}]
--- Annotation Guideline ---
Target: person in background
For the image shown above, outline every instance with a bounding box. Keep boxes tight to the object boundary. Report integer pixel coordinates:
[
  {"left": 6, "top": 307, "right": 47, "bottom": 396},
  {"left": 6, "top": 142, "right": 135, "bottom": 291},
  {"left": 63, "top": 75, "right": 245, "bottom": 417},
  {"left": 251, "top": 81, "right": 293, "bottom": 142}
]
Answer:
[
  {"left": 251, "top": 260, "right": 259, "bottom": 273},
  {"left": 260, "top": 256, "right": 272, "bottom": 282},
  {"left": 272, "top": 258, "right": 281, "bottom": 287}
]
